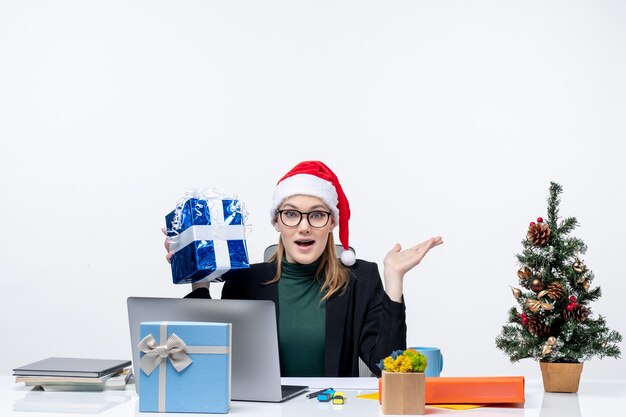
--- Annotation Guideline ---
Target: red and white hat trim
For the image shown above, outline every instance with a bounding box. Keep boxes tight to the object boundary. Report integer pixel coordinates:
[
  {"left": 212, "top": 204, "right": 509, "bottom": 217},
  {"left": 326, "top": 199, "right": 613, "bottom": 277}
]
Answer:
[{"left": 270, "top": 174, "right": 339, "bottom": 222}]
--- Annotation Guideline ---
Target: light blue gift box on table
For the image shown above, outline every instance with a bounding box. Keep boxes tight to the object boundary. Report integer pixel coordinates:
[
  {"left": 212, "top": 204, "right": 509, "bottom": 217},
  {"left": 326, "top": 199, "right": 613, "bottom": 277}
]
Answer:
[
  {"left": 165, "top": 190, "right": 250, "bottom": 284},
  {"left": 138, "top": 321, "right": 231, "bottom": 414}
]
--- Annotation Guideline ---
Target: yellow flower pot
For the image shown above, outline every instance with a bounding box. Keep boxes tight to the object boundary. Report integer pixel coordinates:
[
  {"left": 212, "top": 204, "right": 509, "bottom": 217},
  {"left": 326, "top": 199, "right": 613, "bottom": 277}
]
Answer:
[{"left": 381, "top": 371, "right": 425, "bottom": 415}]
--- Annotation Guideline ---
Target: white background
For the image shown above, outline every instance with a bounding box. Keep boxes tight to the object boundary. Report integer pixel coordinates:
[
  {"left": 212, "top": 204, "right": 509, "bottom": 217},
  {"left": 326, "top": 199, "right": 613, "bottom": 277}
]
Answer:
[{"left": 1, "top": 0, "right": 624, "bottom": 379}]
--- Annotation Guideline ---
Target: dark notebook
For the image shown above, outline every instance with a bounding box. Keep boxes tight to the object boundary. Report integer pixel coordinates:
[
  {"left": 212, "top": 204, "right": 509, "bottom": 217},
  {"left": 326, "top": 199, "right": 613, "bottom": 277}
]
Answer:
[{"left": 13, "top": 357, "right": 131, "bottom": 378}]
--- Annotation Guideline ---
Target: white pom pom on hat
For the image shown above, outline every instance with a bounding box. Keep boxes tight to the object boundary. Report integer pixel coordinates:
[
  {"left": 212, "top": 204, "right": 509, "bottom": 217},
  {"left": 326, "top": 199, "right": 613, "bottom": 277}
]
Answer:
[
  {"left": 270, "top": 160, "right": 356, "bottom": 266},
  {"left": 340, "top": 247, "right": 356, "bottom": 266}
]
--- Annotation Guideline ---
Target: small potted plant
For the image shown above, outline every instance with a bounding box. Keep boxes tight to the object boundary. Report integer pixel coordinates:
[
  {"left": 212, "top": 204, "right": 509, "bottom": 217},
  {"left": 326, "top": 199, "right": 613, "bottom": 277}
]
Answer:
[{"left": 378, "top": 349, "right": 427, "bottom": 415}]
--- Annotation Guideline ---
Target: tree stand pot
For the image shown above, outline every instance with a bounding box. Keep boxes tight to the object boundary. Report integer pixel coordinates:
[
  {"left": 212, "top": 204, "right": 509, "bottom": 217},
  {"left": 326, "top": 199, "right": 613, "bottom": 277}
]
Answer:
[
  {"left": 381, "top": 371, "right": 425, "bottom": 415},
  {"left": 539, "top": 361, "right": 584, "bottom": 393}
]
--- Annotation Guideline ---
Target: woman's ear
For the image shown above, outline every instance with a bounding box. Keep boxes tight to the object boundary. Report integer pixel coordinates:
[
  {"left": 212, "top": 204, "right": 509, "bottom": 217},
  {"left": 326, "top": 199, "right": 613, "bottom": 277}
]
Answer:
[{"left": 273, "top": 217, "right": 281, "bottom": 232}]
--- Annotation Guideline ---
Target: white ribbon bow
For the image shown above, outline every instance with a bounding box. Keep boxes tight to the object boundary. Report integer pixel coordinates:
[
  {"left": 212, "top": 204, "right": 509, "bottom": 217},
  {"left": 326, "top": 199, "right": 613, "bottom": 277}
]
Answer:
[{"left": 138, "top": 333, "right": 193, "bottom": 376}]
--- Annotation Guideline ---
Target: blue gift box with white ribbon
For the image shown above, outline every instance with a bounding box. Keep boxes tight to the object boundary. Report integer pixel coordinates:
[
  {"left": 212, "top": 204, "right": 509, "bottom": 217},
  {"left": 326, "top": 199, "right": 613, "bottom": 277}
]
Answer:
[
  {"left": 165, "top": 192, "right": 249, "bottom": 284},
  {"left": 138, "top": 321, "right": 231, "bottom": 414}
]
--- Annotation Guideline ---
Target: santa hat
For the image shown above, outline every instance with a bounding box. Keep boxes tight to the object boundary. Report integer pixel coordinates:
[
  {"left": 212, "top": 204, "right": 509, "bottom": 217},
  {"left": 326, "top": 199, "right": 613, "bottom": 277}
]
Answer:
[{"left": 270, "top": 160, "right": 356, "bottom": 266}]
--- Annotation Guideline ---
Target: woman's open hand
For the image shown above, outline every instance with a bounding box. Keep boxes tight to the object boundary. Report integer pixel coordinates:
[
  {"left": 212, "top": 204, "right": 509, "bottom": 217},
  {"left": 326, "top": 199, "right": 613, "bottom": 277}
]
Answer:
[{"left": 383, "top": 236, "right": 443, "bottom": 302}]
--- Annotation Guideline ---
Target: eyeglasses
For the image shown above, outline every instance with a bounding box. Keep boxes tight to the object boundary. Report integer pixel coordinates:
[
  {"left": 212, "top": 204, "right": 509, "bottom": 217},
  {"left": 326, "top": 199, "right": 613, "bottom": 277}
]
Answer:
[{"left": 277, "top": 209, "right": 332, "bottom": 228}]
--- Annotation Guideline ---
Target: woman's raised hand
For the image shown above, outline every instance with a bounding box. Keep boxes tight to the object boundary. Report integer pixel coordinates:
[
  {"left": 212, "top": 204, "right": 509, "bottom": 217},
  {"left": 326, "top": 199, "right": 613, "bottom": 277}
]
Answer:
[{"left": 383, "top": 236, "right": 443, "bottom": 302}]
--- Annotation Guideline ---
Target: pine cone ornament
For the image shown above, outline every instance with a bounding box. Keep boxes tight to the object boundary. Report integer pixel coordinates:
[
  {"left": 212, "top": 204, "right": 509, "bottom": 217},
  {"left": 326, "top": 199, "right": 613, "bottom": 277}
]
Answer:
[
  {"left": 528, "top": 222, "right": 551, "bottom": 246},
  {"left": 527, "top": 315, "right": 551, "bottom": 336},
  {"left": 540, "top": 282, "right": 565, "bottom": 301},
  {"left": 564, "top": 305, "right": 589, "bottom": 322}
]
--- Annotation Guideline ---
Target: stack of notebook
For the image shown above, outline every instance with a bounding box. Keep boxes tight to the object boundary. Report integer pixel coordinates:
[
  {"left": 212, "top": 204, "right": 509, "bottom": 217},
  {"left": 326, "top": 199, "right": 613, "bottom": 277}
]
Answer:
[{"left": 13, "top": 357, "right": 132, "bottom": 391}]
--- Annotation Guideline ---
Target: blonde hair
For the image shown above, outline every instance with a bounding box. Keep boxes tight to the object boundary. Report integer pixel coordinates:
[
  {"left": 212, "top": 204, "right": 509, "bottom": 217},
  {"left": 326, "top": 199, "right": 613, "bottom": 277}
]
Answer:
[{"left": 267, "top": 233, "right": 350, "bottom": 302}]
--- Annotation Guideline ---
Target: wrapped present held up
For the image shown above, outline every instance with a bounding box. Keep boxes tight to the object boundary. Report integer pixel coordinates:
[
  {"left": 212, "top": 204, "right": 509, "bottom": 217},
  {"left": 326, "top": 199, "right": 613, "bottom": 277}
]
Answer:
[{"left": 165, "top": 189, "right": 249, "bottom": 284}]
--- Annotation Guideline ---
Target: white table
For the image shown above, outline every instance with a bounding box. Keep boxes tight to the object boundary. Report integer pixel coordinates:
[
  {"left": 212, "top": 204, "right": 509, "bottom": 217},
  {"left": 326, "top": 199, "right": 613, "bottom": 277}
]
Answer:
[{"left": 2, "top": 376, "right": 625, "bottom": 416}]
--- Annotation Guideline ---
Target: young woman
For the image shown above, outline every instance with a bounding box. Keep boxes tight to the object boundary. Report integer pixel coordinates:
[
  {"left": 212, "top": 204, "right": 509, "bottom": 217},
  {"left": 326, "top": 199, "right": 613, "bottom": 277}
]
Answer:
[{"left": 164, "top": 161, "right": 443, "bottom": 377}]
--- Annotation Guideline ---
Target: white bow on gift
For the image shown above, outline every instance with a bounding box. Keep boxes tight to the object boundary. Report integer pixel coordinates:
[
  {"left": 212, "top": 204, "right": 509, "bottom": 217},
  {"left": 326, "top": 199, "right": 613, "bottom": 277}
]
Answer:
[{"left": 138, "top": 333, "right": 193, "bottom": 376}]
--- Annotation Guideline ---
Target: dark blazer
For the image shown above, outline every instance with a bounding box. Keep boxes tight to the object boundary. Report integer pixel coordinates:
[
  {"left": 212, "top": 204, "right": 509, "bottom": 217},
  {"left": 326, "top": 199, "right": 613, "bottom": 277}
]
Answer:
[{"left": 185, "top": 259, "right": 407, "bottom": 377}]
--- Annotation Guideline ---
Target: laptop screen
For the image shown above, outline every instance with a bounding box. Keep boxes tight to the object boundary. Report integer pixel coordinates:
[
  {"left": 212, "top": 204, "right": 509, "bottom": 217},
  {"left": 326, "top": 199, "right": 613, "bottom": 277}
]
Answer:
[{"left": 127, "top": 297, "right": 302, "bottom": 402}]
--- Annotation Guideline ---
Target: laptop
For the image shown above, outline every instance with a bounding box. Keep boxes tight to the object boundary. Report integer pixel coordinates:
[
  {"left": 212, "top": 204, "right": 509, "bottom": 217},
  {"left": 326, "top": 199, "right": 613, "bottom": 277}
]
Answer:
[{"left": 127, "top": 297, "right": 308, "bottom": 402}]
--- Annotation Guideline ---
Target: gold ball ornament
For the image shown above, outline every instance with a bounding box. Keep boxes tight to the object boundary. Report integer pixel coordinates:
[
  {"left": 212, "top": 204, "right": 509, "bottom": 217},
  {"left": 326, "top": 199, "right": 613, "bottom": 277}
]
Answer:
[
  {"left": 547, "top": 336, "right": 557, "bottom": 346},
  {"left": 572, "top": 258, "right": 586, "bottom": 274},
  {"left": 530, "top": 278, "right": 546, "bottom": 293}
]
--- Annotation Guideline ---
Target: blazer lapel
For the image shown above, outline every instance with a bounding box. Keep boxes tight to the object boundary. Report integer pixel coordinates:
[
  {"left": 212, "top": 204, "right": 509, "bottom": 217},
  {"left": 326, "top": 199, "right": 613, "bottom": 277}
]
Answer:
[
  {"left": 253, "top": 264, "right": 280, "bottom": 323},
  {"left": 324, "top": 281, "right": 352, "bottom": 376}
]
